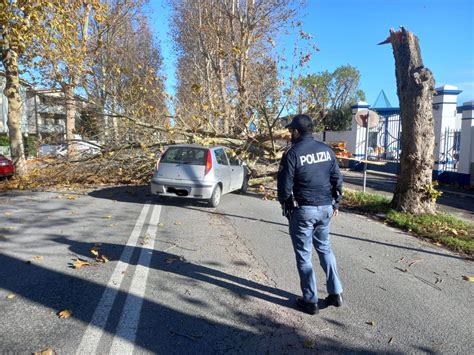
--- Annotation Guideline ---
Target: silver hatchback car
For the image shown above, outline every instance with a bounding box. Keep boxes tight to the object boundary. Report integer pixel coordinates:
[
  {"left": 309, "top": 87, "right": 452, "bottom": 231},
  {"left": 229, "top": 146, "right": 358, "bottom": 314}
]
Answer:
[{"left": 150, "top": 144, "right": 249, "bottom": 207}]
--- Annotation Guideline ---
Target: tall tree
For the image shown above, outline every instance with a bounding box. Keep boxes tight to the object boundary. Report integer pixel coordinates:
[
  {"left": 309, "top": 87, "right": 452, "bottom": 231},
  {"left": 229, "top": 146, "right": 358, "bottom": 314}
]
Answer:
[
  {"left": 380, "top": 27, "right": 436, "bottom": 214},
  {"left": 172, "top": 0, "right": 299, "bottom": 134},
  {"left": 0, "top": 0, "right": 65, "bottom": 175},
  {"left": 35, "top": 0, "right": 104, "bottom": 158},
  {"left": 87, "top": 0, "right": 167, "bottom": 143}
]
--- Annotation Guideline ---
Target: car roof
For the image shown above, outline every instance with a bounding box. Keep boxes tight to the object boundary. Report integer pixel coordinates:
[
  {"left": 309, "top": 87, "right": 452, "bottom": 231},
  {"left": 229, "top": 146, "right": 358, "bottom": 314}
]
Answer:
[{"left": 165, "top": 144, "right": 226, "bottom": 150}]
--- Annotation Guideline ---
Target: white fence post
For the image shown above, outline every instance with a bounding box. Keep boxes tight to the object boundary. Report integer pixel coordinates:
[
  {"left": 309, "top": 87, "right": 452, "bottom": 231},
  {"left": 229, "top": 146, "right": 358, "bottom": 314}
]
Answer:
[
  {"left": 458, "top": 101, "right": 474, "bottom": 185},
  {"left": 350, "top": 101, "right": 370, "bottom": 160},
  {"left": 432, "top": 85, "right": 462, "bottom": 175}
]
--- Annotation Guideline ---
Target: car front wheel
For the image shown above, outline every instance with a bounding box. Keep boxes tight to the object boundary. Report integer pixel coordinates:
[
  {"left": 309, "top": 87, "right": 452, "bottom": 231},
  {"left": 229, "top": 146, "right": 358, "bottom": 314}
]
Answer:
[{"left": 208, "top": 184, "right": 222, "bottom": 207}]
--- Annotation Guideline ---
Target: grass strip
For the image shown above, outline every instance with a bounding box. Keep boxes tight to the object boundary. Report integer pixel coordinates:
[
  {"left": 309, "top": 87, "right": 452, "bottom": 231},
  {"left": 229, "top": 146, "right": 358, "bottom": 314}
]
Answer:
[{"left": 341, "top": 188, "right": 473, "bottom": 256}]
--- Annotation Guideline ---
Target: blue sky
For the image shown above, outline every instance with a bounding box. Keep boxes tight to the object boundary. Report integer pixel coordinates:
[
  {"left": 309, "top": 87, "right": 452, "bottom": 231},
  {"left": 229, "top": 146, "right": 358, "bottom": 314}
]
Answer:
[{"left": 148, "top": 0, "right": 474, "bottom": 107}]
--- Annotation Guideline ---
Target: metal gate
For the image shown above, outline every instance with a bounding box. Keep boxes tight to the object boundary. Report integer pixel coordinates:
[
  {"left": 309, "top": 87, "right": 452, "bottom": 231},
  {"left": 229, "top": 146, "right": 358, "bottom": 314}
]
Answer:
[
  {"left": 367, "top": 113, "right": 402, "bottom": 162},
  {"left": 439, "top": 128, "right": 461, "bottom": 172}
]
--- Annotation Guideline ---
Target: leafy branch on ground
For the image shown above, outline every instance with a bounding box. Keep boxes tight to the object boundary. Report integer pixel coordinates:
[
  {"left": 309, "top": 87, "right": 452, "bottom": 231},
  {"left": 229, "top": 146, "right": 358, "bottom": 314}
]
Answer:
[{"left": 342, "top": 189, "right": 473, "bottom": 256}]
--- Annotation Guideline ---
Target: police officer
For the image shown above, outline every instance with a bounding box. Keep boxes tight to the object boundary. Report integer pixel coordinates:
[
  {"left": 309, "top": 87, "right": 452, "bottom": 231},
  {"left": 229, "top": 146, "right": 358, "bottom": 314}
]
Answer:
[{"left": 277, "top": 114, "right": 343, "bottom": 315}]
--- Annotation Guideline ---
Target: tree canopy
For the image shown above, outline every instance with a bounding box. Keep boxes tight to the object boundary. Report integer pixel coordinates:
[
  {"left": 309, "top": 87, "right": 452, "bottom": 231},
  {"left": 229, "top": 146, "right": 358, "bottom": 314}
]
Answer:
[{"left": 294, "top": 65, "right": 365, "bottom": 131}]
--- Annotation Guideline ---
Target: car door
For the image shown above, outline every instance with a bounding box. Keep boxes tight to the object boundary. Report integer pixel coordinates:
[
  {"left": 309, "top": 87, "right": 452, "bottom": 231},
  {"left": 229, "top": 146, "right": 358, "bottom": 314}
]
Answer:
[
  {"left": 224, "top": 148, "right": 244, "bottom": 191},
  {"left": 213, "top": 148, "right": 232, "bottom": 193}
]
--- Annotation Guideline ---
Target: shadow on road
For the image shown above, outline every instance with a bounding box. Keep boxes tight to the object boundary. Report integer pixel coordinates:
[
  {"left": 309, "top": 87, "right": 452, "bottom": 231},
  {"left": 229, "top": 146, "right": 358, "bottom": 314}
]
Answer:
[
  {"left": 0, "top": 243, "right": 396, "bottom": 353},
  {"left": 52, "top": 236, "right": 295, "bottom": 308},
  {"left": 183, "top": 205, "right": 288, "bottom": 227},
  {"left": 331, "top": 232, "right": 467, "bottom": 261},
  {"left": 88, "top": 185, "right": 288, "bottom": 227}
]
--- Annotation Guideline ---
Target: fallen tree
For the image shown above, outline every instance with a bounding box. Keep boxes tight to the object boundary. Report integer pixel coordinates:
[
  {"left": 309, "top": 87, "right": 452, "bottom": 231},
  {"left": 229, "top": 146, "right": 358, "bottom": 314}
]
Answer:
[{"left": 0, "top": 114, "right": 291, "bottom": 192}]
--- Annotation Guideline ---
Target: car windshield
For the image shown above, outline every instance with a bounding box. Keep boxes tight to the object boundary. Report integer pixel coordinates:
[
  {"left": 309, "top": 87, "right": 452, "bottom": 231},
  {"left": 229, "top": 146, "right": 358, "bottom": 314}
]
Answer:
[{"left": 161, "top": 147, "right": 206, "bottom": 165}]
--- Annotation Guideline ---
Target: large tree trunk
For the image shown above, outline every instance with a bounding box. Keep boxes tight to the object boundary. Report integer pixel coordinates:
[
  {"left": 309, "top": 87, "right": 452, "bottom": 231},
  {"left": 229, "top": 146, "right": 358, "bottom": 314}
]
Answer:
[
  {"left": 64, "top": 84, "right": 77, "bottom": 158},
  {"left": 1, "top": 45, "right": 27, "bottom": 176},
  {"left": 218, "top": 60, "right": 230, "bottom": 134},
  {"left": 384, "top": 27, "right": 436, "bottom": 214}
]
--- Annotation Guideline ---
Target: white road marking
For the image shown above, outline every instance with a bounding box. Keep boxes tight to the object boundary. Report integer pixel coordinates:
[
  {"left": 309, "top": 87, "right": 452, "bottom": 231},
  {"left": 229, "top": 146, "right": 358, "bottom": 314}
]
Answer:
[
  {"left": 76, "top": 202, "right": 151, "bottom": 355},
  {"left": 109, "top": 204, "right": 161, "bottom": 354}
]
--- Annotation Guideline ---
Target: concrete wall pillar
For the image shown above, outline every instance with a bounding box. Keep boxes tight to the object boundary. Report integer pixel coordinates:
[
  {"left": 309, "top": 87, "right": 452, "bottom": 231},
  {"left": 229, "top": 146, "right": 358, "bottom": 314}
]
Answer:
[
  {"left": 350, "top": 101, "right": 370, "bottom": 158},
  {"left": 432, "top": 84, "right": 462, "bottom": 172},
  {"left": 458, "top": 101, "right": 474, "bottom": 185}
]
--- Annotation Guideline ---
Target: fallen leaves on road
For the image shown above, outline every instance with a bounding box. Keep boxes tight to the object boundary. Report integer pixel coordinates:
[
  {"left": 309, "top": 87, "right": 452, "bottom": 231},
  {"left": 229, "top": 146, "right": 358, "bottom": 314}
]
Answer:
[
  {"left": 33, "top": 255, "right": 43, "bottom": 261},
  {"left": 158, "top": 222, "right": 164, "bottom": 227},
  {"left": 395, "top": 267, "right": 409, "bottom": 273},
  {"left": 4, "top": 211, "right": 12, "bottom": 216},
  {"left": 408, "top": 259, "right": 423, "bottom": 268},
  {"left": 366, "top": 320, "right": 376, "bottom": 326},
  {"left": 6, "top": 293, "right": 16, "bottom": 300},
  {"left": 90, "top": 246, "right": 109, "bottom": 263},
  {"left": 97, "top": 254, "right": 109, "bottom": 263},
  {"left": 34, "top": 348, "right": 55, "bottom": 355},
  {"left": 395, "top": 267, "right": 442, "bottom": 290},
  {"left": 174, "top": 221, "right": 181, "bottom": 225},
  {"left": 303, "top": 340, "right": 316, "bottom": 349},
  {"left": 57, "top": 309, "right": 72, "bottom": 318},
  {"left": 462, "top": 275, "right": 474, "bottom": 282},
  {"left": 140, "top": 233, "right": 151, "bottom": 245},
  {"left": 102, "top": 215, "right": 113, "bottom": 219},
  {"left": 73, "top": 258, "right": 92, "bottom": 269},
  {"left": 261, "top": 191, "right": 277, "bottom": 201},
  {"left": 66, "top": 195, "right": 78, "bottom": 200}
]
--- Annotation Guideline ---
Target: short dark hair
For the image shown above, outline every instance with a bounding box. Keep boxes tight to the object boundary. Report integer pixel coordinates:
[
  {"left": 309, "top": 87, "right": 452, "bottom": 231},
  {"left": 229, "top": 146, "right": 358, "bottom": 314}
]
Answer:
[{"left": 284, "top": 114, "right": 314, "bottom": 134}]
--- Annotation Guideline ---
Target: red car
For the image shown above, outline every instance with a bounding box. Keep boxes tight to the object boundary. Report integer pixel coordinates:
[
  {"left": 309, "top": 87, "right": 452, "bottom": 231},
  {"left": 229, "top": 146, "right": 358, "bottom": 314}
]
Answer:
[{"left": 0, "top": 155, "right": 15, "bottom": 177}]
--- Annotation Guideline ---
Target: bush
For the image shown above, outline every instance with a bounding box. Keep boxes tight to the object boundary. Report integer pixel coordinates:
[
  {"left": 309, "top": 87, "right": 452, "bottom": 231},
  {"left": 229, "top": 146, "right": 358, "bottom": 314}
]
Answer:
[
  {"left": 0, "top": 134, "right": 9, "bottom": 146},
  {"left": 0, "top": 134, "right": 37, "bottom": 157}
]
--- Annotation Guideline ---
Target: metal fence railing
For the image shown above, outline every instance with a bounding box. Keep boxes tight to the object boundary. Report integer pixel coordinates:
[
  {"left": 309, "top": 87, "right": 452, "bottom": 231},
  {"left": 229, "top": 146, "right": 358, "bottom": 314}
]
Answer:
[
  {"left": 367, "top": 113, "right": 401, "bottom": 162},
  {"left": 439, "top": 128, "right": 461, "bottom": 172}
]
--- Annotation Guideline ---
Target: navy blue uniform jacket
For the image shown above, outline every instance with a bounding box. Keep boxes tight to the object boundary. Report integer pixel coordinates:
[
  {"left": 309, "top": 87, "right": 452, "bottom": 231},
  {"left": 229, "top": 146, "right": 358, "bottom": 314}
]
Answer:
[{"left": 277, "top": 135, "right": 343, "bottom": 209}]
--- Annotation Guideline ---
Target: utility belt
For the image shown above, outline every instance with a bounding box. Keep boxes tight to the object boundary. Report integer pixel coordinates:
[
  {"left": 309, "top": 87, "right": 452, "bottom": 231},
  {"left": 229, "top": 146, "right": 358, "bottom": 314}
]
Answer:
[{"left": 282, "top": 195, "right": 299, "bottom": 219}]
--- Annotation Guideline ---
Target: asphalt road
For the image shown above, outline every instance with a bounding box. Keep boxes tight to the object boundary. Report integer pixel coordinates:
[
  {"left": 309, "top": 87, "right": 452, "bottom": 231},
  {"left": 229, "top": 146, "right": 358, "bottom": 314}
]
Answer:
[{"left": 0, "top": 186, "right": 473, "bottom": 354}]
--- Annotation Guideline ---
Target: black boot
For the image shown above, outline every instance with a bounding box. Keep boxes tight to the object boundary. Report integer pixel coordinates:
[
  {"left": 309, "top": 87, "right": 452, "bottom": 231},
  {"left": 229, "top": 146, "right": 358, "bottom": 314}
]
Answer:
[
  {"left": 325, "top": 294, "right": 343, "bottom": 307},
  {"left": 295, "top": 297, "right": 319, "bottom": 315}
]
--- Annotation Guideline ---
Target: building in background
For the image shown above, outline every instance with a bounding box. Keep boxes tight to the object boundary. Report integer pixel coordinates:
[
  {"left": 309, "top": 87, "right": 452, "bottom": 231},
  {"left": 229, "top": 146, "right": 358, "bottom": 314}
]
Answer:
[{"left": 0, "top": 72, "right": 97, "bottom": 156}]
